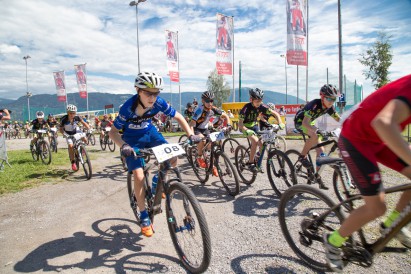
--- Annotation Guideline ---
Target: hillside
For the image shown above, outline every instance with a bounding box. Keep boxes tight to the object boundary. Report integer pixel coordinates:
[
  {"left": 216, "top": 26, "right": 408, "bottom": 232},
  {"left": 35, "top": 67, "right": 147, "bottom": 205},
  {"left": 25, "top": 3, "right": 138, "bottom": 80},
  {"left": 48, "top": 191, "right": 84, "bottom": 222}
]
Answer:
[{"left": 1, "top": 88, "right": 303, "bottom": 121}]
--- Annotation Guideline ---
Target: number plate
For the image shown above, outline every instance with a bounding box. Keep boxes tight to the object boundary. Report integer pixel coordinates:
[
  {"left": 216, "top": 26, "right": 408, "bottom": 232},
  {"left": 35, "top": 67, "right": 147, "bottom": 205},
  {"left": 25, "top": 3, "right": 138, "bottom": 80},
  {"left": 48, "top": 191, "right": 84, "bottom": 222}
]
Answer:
[
  {"left": 152, "top": 143, "right": 185, "bottom": 163},
  {"left": 50, "top": 128, "right": 57, "bottom": 132},
  {"left": 37, "top": 129, "right": 47, "bottom": 134},
  {"left": 74, "top": 132, "right": 85, "bottom": 140},
  {"left": 105, "top": 127, "right": 111, "bottom": 132},
  {"left": 209, "top": 131, "right": 225, "bottom": 142}
]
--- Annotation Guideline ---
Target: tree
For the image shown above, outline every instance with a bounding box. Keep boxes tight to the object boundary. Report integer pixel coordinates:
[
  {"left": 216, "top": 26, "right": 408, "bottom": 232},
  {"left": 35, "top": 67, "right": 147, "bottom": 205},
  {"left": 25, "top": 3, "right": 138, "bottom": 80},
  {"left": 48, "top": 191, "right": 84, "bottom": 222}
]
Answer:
[
  {"left": 359, "top": 31, "right": 393, "bottom": 89},
  {"left": 206, "top": 69, "right": 231, "bottom": 107}
]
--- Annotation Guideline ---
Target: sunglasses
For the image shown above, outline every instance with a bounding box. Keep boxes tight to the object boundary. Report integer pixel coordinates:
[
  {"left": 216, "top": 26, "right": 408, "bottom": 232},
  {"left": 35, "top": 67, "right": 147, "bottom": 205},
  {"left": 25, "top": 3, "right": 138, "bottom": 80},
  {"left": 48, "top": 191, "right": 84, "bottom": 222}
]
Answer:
[
  {"left": 68, "top": 112, "right": 76, "bottom": 115},
  {"left": 141, "top": 89, "right": 161, "bottom": 98},
  {"left": 324, "top": 96, "right": 336, "bottom": 102},
  {"left": 204, "top": 99, "right": 214, "bottom": 103}
]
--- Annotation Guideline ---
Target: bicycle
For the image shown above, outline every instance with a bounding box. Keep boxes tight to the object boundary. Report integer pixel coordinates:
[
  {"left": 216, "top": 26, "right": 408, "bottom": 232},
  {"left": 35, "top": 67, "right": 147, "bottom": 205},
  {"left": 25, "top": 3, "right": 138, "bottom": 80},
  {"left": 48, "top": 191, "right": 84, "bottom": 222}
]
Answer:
[
  {"left": 49, "top": 127, "right": 59, "bottom": 153},
  {"left": 86, "top": 128, "right": 96, "bottom": 146},
  {"left": 187, "top": 128, "right": 241, "bottom": 196},
  {"left": 100, "top": 127, "right": 115, "bottom": 152},
  {"left": 284, "top": 128, "right": 357, "bottom": 201},
  {"left": 234, "top": 125, "right": 294, "bottom": 186},
  {"left": 67, "top": 133, "right": 92, "bottom": 180},
  {"left": 30, "top": 129, "right": 52, "bottom": 165},
  {"left": 126, "top": 141, "right": 211, "bottom": 273},
  {"left": 278, "top": 183, "right": 411, "bottom": 272}
]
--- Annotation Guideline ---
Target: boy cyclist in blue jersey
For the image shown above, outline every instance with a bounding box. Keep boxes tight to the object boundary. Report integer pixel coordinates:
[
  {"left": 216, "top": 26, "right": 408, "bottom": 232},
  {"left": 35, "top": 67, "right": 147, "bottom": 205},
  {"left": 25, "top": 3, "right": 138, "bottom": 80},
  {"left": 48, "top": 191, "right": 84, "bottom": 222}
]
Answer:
[{"left": 109, "top": 72, "right": 198, "bottom": 237}]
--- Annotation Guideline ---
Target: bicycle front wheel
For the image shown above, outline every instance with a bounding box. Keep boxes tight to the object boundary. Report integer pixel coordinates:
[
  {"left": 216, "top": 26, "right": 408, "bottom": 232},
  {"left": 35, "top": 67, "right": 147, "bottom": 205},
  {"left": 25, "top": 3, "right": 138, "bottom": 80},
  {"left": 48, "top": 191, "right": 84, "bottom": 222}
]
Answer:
[
  {"left": 166, "top": 182, "right": 211, "bottom": 273},
  {"left": 278, "top": 185, "right": 348, "bottom": 272},
  {"left": 108, "top": 138, "right": 116, "bottom": 152},
  {"left": 221, "top": 137, "right": 240, "bottom": 160},
  {"left": 100, "top": 136, "right": 107, "bottom": 150},
  {"left": 286, "top": 149, "right": 311, "bottom": 185},
  {"left": 234, "top": 145, "right": 257, "bottom": 185},
  {"left": 188, "top": 146, "right": 209, "bottom": 184},
  {"left": 39, "top": 141, "right": 52, "bottom": 165},
  {"left": 79, "top": 145, "right": 92, "bottom": 180},
  {"left": 269, "top": 135, "right": 287, "bottom": 152},
  {"left": 215, "top": 151, "right": 240, "bottom": 196},
  {"left": 266, "top": 149, "right": 296, "bottom": 197},
  {"left": 89, "top": 134, "right": 96, "bottom": 146}
]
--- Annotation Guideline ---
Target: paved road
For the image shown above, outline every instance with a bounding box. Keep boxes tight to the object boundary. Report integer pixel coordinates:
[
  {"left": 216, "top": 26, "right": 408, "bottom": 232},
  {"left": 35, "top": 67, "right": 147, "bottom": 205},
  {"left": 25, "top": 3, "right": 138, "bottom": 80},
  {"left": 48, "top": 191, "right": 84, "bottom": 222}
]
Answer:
[{"left": 0, "top": 136, "right": 409, "bottom": 273}]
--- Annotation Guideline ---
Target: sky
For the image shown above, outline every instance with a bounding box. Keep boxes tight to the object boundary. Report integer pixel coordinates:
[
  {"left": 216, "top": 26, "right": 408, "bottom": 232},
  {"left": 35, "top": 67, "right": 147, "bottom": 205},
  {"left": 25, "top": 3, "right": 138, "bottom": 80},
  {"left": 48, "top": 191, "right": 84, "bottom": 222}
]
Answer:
[{"left": 1, "top": 0, "right": 410, "bottom": 103}]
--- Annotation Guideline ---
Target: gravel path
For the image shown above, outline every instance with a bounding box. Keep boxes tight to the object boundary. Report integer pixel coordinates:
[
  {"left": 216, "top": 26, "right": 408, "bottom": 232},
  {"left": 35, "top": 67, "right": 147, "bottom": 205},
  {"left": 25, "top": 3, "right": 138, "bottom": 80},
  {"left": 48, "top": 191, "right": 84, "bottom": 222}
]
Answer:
[{"left": 0, "top": 136, "right": 410, "bottom": 273}]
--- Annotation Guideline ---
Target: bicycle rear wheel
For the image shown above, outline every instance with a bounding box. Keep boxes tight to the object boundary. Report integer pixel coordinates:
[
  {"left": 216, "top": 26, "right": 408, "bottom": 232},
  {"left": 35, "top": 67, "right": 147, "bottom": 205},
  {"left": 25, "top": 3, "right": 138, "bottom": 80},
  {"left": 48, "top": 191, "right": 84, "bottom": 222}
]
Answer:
[
  {"left": 268, "top": 135, "right": 287, "bottom": 152},
  {"left": 234, "top": 145, "right": 257, "bottom": 185},
  {"left": 266, "top": 149, "right": 296, "bottom": 197},
  {"left": 278, "top": 185, "right": 349, "bottom": 272},
  {"left": 215, "top": 151, "right": 240, "bottom": 196},
  {"left": 221, "top": 137, "right": 240, "bottom": 160},
  {"left": 39, "top": 141, "right": 52, "bottom": 165},
  {"left": 166, "top": 182, "right": 211, "bottom": 273},
  {"left": 79, "top": 145, "right": 92, "bottom": 180}
]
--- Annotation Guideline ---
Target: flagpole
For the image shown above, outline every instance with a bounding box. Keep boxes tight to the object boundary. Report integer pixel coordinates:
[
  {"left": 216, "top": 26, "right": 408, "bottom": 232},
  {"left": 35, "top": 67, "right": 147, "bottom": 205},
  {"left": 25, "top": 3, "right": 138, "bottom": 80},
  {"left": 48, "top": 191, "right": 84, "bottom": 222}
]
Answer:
[{"left": 232, "top": 16, "right": 235, "bottom": 102}]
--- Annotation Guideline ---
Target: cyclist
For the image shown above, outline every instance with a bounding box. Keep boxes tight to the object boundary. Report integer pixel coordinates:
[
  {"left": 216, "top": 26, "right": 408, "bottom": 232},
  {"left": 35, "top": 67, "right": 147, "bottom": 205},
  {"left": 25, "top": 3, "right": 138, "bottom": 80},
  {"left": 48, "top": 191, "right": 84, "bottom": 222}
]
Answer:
[
  {"left": 99, "top": 114, "right": 113, "bottom": 142},
  {"left": 293, "top": 84, "right": 341, "bottom": 188},
  {"left": 94, "top": 116, "right": 100, "bottom": 130},
  {"left": 190, "top": 91, "right": 232, "bottom": 177},
  {"left": 259, "top": 102, "right": 282, "bottom": 130},
  {"left": 184, "top": 103, "right": 194, "bottom": 123},
  {"left": 13, "top": 121, "right": 21, "bottom": 137},
  {"left": 47, "top": 114, "right": 58, "bottom": 143},
  {"left": 238, "top": 88, "right": 284, "bottom": 171},
  {"left": 323, "top": 75, "right": 411, "bottom": 272},
  {"left": 108, "top": 71, "right": 197, "bottom": 237},
  {"left": 30, "top": 111, "right": 49, "bottom": 151},
  {"left": 59, "top": 104, "right": 90, "bottom": 171}
]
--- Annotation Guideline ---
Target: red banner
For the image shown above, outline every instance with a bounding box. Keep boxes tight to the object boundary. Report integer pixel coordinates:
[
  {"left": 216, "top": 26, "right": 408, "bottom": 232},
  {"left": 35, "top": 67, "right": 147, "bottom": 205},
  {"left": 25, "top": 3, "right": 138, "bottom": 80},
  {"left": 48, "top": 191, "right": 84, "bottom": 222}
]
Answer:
[
  {"left": 53, "top": 71, "right": 66, "bottom": 102},
  {"left": 216, "top": 13, "right": 233, "bottom": 75},
  {"left": 74, "top": 64, "right": 87, "bottom": 98},
  {"left": 165, "top": 30, "right": 180, "bottom": 82},
  {"left": 286, "top": 0, "right": 308, "bottom": 66}
]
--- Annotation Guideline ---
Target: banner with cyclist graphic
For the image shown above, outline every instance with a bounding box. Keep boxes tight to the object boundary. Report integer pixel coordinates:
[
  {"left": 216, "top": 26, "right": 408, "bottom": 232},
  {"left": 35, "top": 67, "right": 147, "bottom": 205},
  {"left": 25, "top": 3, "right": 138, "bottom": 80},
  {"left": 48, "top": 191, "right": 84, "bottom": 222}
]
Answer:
[
  {"left": 165, "top": 30, "right": 180, "bottom": 82},
  {"left": 216, "top": 13, "right": 233, "bottom": 75},
  {"left": 286, "top": 0, "right": 308, "bottom": 66},
  {"left": 53, "top": 71, "right": 67, "bottom": 102},
  {"left": 74, "top": 63, "right": 87, "bottom": 98}
]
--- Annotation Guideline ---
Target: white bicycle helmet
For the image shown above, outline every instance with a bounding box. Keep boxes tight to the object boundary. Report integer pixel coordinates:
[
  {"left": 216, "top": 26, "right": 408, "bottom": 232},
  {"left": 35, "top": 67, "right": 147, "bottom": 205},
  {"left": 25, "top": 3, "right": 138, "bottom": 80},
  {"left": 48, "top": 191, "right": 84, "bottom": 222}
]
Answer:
[
  {"left": 266, "top": 102, "right": 276, "bottom": 110},
  {"left": 134, "top": 72, "right": 164, "bottom": 90},
  {"left": 36, "top": 111, "right": 44, "bottom": 118},
  {"left": 67, "top": 104, "right": 77, "bottom": 112}
]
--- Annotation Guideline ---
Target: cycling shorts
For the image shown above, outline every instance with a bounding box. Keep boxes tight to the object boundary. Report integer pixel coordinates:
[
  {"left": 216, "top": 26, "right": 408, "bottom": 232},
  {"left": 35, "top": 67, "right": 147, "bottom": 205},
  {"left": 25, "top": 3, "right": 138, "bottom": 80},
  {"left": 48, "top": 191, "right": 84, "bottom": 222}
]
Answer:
[
  {"left": 194, "top": 127, "right": 210, "bottom": 136},
  {"left": 124, "top": 126, "right": 167, "bottom": 172},
  {"left": 295, "top": 121, "right": 315, "bottom": 135},
  {"left": 338, "top": 135, "right": 408, "bottom": 196}
]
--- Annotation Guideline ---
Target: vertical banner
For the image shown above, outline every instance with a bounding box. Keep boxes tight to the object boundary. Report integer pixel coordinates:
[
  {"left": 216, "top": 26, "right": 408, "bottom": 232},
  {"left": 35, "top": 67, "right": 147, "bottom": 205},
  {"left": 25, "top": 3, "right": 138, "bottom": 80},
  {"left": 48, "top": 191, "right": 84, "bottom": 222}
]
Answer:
[
  {"left": 74, "top": 63, "right": 87, "bottom": 98},
  {"left": 165, "top": 30, "right": 180, "bottom": 82},
  {"left": 216, "top": 13, "right": 233, "bottom": 75},
  {"left": 53, "top": 71, "right": 67, "bottom": 102},
  {"left": 286, "top": 0, "right": 308, "bottom": 66}
]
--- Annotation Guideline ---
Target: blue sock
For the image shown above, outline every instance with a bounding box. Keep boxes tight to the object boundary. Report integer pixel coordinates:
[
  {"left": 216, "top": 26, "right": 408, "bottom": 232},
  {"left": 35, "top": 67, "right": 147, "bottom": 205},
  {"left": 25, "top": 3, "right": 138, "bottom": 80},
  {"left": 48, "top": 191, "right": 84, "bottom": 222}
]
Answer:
[{"left": 140, "top": 209, "right": 149, "bottom": 219}]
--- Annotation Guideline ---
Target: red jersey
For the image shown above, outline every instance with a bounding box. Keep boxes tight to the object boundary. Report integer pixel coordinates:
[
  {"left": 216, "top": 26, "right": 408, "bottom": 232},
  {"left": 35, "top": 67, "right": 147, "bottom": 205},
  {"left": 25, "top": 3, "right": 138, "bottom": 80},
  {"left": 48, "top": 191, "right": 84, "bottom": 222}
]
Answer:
[{"left": 342, "top": 74, "right": 411, "bottom": 144}]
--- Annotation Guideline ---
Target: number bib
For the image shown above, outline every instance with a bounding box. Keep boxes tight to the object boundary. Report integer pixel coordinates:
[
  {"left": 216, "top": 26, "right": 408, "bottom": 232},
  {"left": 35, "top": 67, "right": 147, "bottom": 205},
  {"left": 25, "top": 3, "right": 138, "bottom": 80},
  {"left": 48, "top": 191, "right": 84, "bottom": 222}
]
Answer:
[
  {"left": 151, "top": 143, "right": 185, "bottom": 163},
  {"left": 209, "top": 131, "right": 225, "bottom": 142}
]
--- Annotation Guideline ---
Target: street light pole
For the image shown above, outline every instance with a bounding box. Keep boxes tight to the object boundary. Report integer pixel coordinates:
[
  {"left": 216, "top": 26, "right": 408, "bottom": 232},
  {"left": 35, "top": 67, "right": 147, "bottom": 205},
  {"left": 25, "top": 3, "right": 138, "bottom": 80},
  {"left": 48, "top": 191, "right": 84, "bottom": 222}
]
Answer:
[
  {"left": 23, "top": 55, "right": 32, "bottom": 121},
  {"left": 280, "top": 54, "right": 288, "bottom": 104},
  {"left": 129, "top": 0, "right": 147, "bottom": 73}
]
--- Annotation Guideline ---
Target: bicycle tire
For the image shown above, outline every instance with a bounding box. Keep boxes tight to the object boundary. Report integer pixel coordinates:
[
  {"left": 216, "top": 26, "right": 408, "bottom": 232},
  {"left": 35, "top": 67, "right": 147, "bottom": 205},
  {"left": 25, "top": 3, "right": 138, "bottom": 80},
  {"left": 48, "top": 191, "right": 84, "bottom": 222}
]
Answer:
[
  {"left": 232, "top": 121, "right": 238, "bottom": 131},
  {"left": 126, "top": 171, "right": 153, "bottom": 223},
  {"left": 278, "top": 185, "right": 349, "bottom": 272},
  {"left": 269, "top": 135, "right": 287, "bottom": 152},
  {"left": 89, "top": 134, "right": 96, "bottom": 146},
  {"left": 100, "top": 136, "right": 107, "bottom": 150},
  {"left": 108, "top": 138, "right": 116, "bottom": 152},
  {"left": 215, "top": 151, "right": 240, "bottom": 196},
  {"left": 166, "top": 182, "right": 211, "bottom": 273},
  {"left": 39, "top": 141, "right": 52, "bottom": 165},
  {"left": 266, "top": 149, "right": 296, "bottom": 197},
  {"left": 285, "top": 149, "right": 312, "bottom": 185},
  {"left": 31, "top": 145, "right": 39, "bottom": 161},
  {"left": 188, "top": 146, "right": 209, "bottom": 184},
  {"left": 79, "top": 145, "right": 92, "bottom": 180},
  {"left": 332, "top": 167, "right": 359, "bottom": 210},
  {"left": 234, "top": 145, "right": 257, "bottom": 185},
  {"left": 221, "top": 137, "right": 240, "bottom": 160},
  {"left": 178, "top": 134, "right": 188, "bottom": 143}
]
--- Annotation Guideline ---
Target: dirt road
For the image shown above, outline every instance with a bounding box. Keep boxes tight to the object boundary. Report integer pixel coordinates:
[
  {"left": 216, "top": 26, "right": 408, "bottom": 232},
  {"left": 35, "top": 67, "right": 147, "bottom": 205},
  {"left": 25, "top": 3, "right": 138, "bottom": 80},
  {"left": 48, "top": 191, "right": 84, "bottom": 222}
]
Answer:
[{"left": 0, "top": 136, "right": 409, "bottom": 273}]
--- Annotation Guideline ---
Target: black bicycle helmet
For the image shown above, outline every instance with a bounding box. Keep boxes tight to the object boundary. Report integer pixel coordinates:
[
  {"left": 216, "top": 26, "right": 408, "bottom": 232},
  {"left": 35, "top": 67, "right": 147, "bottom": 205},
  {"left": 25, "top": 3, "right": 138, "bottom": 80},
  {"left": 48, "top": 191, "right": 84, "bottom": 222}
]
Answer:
[
  {"left": 201, "top": 91, "right": 214, "bottom": 100},
  {"left": 186, "top": 102, "right": 193, "bottom": 108},
  {"left": 249, "top": 88, "right": 264, "bottom": 100},
  {"left": 320, "top": 84, "right": 339, "bottom": 97}
]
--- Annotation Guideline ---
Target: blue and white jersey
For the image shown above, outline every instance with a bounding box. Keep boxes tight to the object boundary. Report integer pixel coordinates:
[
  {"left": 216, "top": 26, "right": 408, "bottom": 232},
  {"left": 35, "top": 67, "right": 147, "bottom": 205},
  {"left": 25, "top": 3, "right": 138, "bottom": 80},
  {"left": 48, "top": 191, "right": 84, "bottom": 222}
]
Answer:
[{"left": 114, "top": 94, "right": 176, "bottom": 138}]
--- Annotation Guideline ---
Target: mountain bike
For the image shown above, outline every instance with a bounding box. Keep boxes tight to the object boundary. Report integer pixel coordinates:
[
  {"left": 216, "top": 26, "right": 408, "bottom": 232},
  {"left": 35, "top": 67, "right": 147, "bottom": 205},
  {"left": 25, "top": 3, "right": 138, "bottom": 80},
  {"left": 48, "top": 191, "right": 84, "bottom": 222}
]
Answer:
[
  {"left": 67, "top": 133, "right": 92, "bottom": 180},
  {"left": 284, "top": 128, "right": 357, "bottom": 201},
  {"left": 234, "top": 125, "right": 294, "bottom": 186},
  {"left": 30, "top": 129, "right": 52, "bottom": 165},
  {"left": 100, "top": 127, "right": 115, "bottom": 152},
  {"left": 127, "top": 141, "right": 211, "bottom": 273},
  {"left": 86, "top": 128, "right": 96, "bottom": 146},
  {"left": 49, "top": 127, "right": 58, "bottom": 153},
  {"left": 187, "top": 128, "right": 241, "bottom": 196},
  {"left": 278, "top": 183, "right": 411, "bottom": 272}
]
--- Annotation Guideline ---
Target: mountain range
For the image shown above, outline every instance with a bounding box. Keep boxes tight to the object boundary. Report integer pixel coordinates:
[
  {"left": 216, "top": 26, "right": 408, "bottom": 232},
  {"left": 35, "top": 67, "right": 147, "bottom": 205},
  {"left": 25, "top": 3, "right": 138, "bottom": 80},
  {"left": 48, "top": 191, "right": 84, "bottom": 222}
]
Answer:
[{"left": 0, "top": 88, "right": 303, "bottom": 121}]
